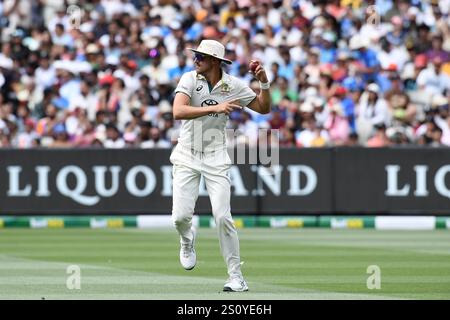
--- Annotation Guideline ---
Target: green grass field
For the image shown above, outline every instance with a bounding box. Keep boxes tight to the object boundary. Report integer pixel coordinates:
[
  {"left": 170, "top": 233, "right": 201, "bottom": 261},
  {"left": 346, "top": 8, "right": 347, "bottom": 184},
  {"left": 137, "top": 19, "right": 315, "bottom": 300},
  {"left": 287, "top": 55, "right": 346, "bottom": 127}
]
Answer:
[{"left": 0, "top": 228, "right": 450, "bottom": 300}]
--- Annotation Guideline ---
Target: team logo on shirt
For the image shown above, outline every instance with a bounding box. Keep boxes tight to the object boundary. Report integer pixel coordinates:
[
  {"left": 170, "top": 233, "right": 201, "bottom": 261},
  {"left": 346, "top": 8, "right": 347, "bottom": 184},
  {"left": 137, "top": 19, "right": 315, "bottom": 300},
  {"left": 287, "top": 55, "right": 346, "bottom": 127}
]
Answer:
[
  {"left": 201, "top": 99, "right": 219, "bottom": 107},
  {"left": 201, "top": 99, "right": 219, "bottom": 118}
]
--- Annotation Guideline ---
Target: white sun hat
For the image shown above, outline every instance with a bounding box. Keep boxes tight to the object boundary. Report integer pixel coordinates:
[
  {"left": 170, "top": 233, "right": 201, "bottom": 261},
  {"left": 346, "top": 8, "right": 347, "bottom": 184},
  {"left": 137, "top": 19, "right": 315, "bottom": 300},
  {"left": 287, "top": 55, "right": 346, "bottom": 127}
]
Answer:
[
  {"left": 367, "top": 83, "right": 380, "bottom": 93},
  {"left": 299, "top": 102, "right": 314, "bottom": 113},
  {"left": 187, "top": 40, "right": 232, "bottom": 64}
]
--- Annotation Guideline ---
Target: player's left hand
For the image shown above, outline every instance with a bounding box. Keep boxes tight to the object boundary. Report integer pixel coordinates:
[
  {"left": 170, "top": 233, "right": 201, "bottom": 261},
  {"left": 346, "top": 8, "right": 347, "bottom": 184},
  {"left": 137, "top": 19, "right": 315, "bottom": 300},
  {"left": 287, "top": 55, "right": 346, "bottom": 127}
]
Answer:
[{"left": 249, "top": 60, "right": 269, "bottom": 83}]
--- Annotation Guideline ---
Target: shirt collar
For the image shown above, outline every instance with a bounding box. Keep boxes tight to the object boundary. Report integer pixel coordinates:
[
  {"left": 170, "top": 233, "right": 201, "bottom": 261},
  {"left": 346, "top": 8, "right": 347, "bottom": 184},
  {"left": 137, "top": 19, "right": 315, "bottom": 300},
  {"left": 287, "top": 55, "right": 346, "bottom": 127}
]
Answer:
[{"left": 195, "top": 70, "right": 231, "bottom": 88}]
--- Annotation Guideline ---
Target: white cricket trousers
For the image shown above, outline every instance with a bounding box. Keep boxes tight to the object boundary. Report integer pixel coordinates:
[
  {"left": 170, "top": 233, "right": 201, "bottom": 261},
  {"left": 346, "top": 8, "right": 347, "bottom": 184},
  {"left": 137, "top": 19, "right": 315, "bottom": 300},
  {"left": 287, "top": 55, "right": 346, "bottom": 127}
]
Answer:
[{"left": 170, "top": 143, "right": 243, "bottom": 278}]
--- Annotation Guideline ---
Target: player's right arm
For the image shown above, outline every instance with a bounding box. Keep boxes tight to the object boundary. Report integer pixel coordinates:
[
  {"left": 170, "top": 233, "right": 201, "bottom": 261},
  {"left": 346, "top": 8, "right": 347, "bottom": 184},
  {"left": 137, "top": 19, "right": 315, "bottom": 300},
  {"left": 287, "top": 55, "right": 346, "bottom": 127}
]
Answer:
[{"left": 173, "top": 93, "right": 242, "bottom": 120}]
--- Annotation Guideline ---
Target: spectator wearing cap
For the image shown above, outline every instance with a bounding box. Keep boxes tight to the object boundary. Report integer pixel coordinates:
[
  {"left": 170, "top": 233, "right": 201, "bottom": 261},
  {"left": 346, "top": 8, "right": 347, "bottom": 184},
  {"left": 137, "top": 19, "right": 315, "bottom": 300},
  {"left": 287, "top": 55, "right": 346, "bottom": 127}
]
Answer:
[
  {"left": 334, "top": 85, "right": 356, "bottom": 133},
  {"left": 303, "top": 48, "right": 321, "bottom": 86},
  {"left": 164, "top": 20, "right": 184, "bottom": 56},
  {"left": 9, "top": 29, "right": 29, "bottom": 66},
  {"left": 49, "top": 123, "right": 71, "bottom": 148},
  {"left": 124, "top": 60, "right": 141, "bottom": 91},
  {"left": 356, "top": 83, "right": 391, "bottom": 143},
  {"left": 375, "top": 63, "right": 399, "bottom": 94},
  {"left": 298, "top": 99, "right": 315, "bottom": 124},
  {"left": 350, "top": 35, "right": 380, "bottom": 82},
  {"left": 85, "top": 43, "right": 103, "bottom": 66},
  {"left": 309, "top": 97, "right": 327, "bottom": 128},
  {"left": 401, "top": 54, "right": 428, "bottom": 91},
  {"left": 319, "top": 32, "right": 337, "bottom": 64},
  {"left": 417, "top": 56, "right": 450, "bottom": 95}
]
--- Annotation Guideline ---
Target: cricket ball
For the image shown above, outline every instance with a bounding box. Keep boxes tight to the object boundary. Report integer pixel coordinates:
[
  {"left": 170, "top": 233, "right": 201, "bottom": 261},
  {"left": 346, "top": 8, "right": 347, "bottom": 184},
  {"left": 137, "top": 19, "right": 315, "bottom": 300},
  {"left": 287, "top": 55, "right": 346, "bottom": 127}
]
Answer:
[{"left": 249, "top": 61, "right": 259, "bottom": 73}]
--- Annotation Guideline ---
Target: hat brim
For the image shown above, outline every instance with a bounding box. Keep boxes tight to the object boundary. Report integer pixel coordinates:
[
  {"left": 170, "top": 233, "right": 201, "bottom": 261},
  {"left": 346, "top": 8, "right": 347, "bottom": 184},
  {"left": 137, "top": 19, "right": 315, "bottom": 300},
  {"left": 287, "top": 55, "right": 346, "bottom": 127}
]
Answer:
[{"left": 187, "top": 48, "right": 232, "bottom": 65}]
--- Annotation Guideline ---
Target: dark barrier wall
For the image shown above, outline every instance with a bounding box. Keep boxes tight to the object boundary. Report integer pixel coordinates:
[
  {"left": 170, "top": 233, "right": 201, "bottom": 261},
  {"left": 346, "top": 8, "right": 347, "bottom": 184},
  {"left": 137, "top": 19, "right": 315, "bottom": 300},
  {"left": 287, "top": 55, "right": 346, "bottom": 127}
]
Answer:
[
  {"left": 0, "top": 148, "right": 449, "bottom": 215},
  {"left": 334, "top": 148, "right": 450, "bottom": 214}
]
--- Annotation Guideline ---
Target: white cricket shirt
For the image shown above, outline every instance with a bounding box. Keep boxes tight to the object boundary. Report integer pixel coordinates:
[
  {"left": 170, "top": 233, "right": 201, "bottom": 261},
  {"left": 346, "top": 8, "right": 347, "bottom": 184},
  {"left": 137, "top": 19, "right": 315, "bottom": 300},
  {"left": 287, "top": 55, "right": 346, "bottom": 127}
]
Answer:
[{"left": 175, "top": 70, "right": 257, "bottom": 152}]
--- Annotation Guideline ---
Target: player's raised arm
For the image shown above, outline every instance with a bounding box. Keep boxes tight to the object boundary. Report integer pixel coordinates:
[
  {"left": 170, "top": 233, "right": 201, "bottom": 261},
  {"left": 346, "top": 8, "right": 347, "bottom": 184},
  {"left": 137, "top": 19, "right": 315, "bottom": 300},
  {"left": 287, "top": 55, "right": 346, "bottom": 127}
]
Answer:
[{"left": 246, "top": 60, "right": 271, "bottom": 115}]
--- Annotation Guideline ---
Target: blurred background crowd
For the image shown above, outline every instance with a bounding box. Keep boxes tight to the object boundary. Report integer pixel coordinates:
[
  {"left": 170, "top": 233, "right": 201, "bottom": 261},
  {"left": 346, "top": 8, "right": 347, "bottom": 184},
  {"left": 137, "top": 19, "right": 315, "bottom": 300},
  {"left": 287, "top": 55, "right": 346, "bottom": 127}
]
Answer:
[{"left": 0, "top": 0, "right": 449, "bottom": 149}]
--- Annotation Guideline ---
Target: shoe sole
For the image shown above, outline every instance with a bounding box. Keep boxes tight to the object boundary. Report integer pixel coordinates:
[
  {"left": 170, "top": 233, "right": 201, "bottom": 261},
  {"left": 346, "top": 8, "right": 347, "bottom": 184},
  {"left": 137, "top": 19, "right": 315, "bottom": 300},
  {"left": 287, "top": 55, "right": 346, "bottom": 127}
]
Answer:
[
  {"left": 223, "top": 286, "right": 249, "bottom": 292},
  {"left": 182, "top": 228, "right": 196, "bottom": 271}
]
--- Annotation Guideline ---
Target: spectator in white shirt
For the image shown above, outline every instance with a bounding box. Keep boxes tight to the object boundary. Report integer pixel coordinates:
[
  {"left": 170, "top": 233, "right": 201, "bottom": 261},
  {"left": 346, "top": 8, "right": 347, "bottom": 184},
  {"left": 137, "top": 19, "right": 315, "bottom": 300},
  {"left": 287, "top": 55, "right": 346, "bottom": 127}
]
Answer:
[
  {"left": 51, "top": 23, "right": 74, "bottom": 47},
  {"left": 34, "top": 53, "right": 56, "bottom": 90},
  {"left": 140, "top": 127, "right": 171, "bottom": 148},
  {"left": 416, "top": 56, "right": 450, "bottom": 95},
  {"left": 356, "top": 83, "right": 392, "bottom": 143},
  {"left": 103, "top": 124, "right": 125, "bottom": 148}
]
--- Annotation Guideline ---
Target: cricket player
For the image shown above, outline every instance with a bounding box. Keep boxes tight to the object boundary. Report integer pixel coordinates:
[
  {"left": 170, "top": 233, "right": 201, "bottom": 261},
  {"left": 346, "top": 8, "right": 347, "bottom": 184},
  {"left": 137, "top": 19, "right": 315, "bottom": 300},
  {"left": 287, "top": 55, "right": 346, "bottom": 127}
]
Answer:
[{"left": 171, "top": 39, "right": 271, "bottom": 292}]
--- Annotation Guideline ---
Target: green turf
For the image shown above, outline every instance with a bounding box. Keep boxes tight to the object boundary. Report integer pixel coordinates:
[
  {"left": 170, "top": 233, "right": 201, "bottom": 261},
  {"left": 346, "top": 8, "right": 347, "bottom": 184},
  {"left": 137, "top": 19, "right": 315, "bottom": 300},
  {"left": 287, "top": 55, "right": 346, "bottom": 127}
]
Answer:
[{"left": 0, "top": 228, "right": 449, "bottom": 299}]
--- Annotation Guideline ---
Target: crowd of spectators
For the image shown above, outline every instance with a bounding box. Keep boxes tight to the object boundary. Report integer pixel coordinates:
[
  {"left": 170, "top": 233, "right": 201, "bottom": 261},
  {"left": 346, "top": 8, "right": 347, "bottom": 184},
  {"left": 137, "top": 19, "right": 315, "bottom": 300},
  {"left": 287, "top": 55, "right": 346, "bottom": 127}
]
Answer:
[{"left": 0, "top": 0, "right": 449, "bottom": 149}]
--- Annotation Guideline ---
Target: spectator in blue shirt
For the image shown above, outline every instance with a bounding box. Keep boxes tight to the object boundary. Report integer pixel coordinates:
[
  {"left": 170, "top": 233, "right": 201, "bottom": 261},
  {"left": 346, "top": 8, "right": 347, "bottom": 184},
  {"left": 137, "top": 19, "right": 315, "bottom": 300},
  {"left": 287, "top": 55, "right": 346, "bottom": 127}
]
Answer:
[
  {"left": 350, "top": 36, "right": 380, "bottom": 83},
  {"left": 334, "top": 86, "right": 356, "bottom": 133},
  {"left": 168, "top": 55, "right": 194, "bottom": 83},
  {"left": 278, "top": 48, "right": 295, "bottom": 80},
  {"left": 319, "top": 32, "right": 337, "bottom": 64}
]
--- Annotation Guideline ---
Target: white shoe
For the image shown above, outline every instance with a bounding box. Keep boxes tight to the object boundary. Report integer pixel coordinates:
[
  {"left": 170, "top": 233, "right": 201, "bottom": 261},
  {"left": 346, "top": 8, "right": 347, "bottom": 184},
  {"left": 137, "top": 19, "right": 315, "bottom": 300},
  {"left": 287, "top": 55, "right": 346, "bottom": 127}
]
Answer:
[
  {"left": 180, "top": 228, "right": 196, "bottom": 270},
  {"left": 223, "top": 276, "right": 249, "bottom": 292}
]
